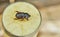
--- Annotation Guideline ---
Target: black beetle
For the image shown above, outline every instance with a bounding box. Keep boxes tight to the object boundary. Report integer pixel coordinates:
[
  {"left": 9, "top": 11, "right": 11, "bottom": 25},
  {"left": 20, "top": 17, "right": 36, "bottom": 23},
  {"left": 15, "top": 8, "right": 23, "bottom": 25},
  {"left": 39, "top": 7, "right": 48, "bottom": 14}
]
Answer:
[{"left": 15, "top": 11, "right": 31, "bottom": 21}]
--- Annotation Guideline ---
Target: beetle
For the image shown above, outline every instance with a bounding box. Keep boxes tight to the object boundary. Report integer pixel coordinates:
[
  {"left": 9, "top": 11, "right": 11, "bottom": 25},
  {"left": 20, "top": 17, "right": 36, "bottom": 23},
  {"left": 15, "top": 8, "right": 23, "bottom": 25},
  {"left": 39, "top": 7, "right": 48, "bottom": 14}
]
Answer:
[{"left": 15, "top": 11, "right": 31, "bottom": 21}]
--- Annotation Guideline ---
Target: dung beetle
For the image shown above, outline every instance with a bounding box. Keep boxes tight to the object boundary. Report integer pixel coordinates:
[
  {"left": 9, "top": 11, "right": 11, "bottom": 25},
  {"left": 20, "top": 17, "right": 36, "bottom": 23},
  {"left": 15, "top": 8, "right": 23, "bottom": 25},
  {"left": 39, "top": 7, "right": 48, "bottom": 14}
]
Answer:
[{"left": 15, "top": 11, "right": 31, "bottom": 21}]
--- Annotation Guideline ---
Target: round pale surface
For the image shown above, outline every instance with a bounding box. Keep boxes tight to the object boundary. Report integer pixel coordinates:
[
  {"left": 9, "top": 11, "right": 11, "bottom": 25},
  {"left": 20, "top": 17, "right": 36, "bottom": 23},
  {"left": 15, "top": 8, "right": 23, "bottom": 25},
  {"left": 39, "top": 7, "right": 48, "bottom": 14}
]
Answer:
[{"left": 3, "top": 2, "right": 41, "bottom": 36}]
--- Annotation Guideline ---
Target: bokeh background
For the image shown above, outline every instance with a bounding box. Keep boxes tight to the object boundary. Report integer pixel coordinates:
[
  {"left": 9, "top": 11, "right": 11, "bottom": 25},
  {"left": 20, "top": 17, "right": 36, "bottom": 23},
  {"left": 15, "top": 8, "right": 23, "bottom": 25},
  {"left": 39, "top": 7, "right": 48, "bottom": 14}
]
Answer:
[{"left": 0, "top": 0, "right": 60, "bottom": 37}]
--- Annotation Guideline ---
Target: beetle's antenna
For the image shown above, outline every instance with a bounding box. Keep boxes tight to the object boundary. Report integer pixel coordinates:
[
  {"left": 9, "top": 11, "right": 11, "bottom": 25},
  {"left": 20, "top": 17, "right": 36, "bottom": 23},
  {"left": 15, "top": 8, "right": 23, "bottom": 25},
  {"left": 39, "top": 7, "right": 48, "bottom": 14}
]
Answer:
[{"left": 16, "top": 11, "right": 19, "bottom": 12}]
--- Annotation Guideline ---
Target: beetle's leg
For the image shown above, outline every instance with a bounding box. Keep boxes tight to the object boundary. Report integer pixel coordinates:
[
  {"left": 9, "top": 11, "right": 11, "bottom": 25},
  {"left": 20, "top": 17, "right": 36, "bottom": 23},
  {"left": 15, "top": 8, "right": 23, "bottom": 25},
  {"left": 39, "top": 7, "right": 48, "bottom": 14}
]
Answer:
[
  {"left": 21, "top": 18, "right": 24, "bottom": 21},
  {"left": 26, "top": 18, "right": 29, "bottom": 20},
  {"left": 25, "top": 15, "right": 29, "bottom": 21},
  {"left": 14, "top": 18, "right": 18, "bottom": 20}
]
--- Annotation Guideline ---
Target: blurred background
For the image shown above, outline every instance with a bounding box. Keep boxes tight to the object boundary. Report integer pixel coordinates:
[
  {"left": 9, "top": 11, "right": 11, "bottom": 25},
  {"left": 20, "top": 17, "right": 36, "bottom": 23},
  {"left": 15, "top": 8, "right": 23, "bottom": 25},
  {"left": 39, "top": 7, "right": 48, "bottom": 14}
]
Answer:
[{"left": 0, "top": 0, "right": 60, "bottom": 37}]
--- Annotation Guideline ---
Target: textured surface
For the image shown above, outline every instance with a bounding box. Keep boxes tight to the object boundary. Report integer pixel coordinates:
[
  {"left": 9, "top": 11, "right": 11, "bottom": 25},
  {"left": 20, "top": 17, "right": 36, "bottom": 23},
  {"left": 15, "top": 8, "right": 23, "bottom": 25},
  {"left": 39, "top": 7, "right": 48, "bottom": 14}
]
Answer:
[{"left": 2, "top": 2, "right": 41, "bottom": 36}]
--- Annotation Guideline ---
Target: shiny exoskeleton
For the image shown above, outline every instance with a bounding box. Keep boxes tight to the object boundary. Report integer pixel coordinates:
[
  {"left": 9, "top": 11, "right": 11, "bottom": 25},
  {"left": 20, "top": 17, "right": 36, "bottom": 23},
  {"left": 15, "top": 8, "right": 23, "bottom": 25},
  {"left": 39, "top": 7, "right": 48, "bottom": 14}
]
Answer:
[{"left": 15, "top": 11, "right": 31, "bottom": 21}]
